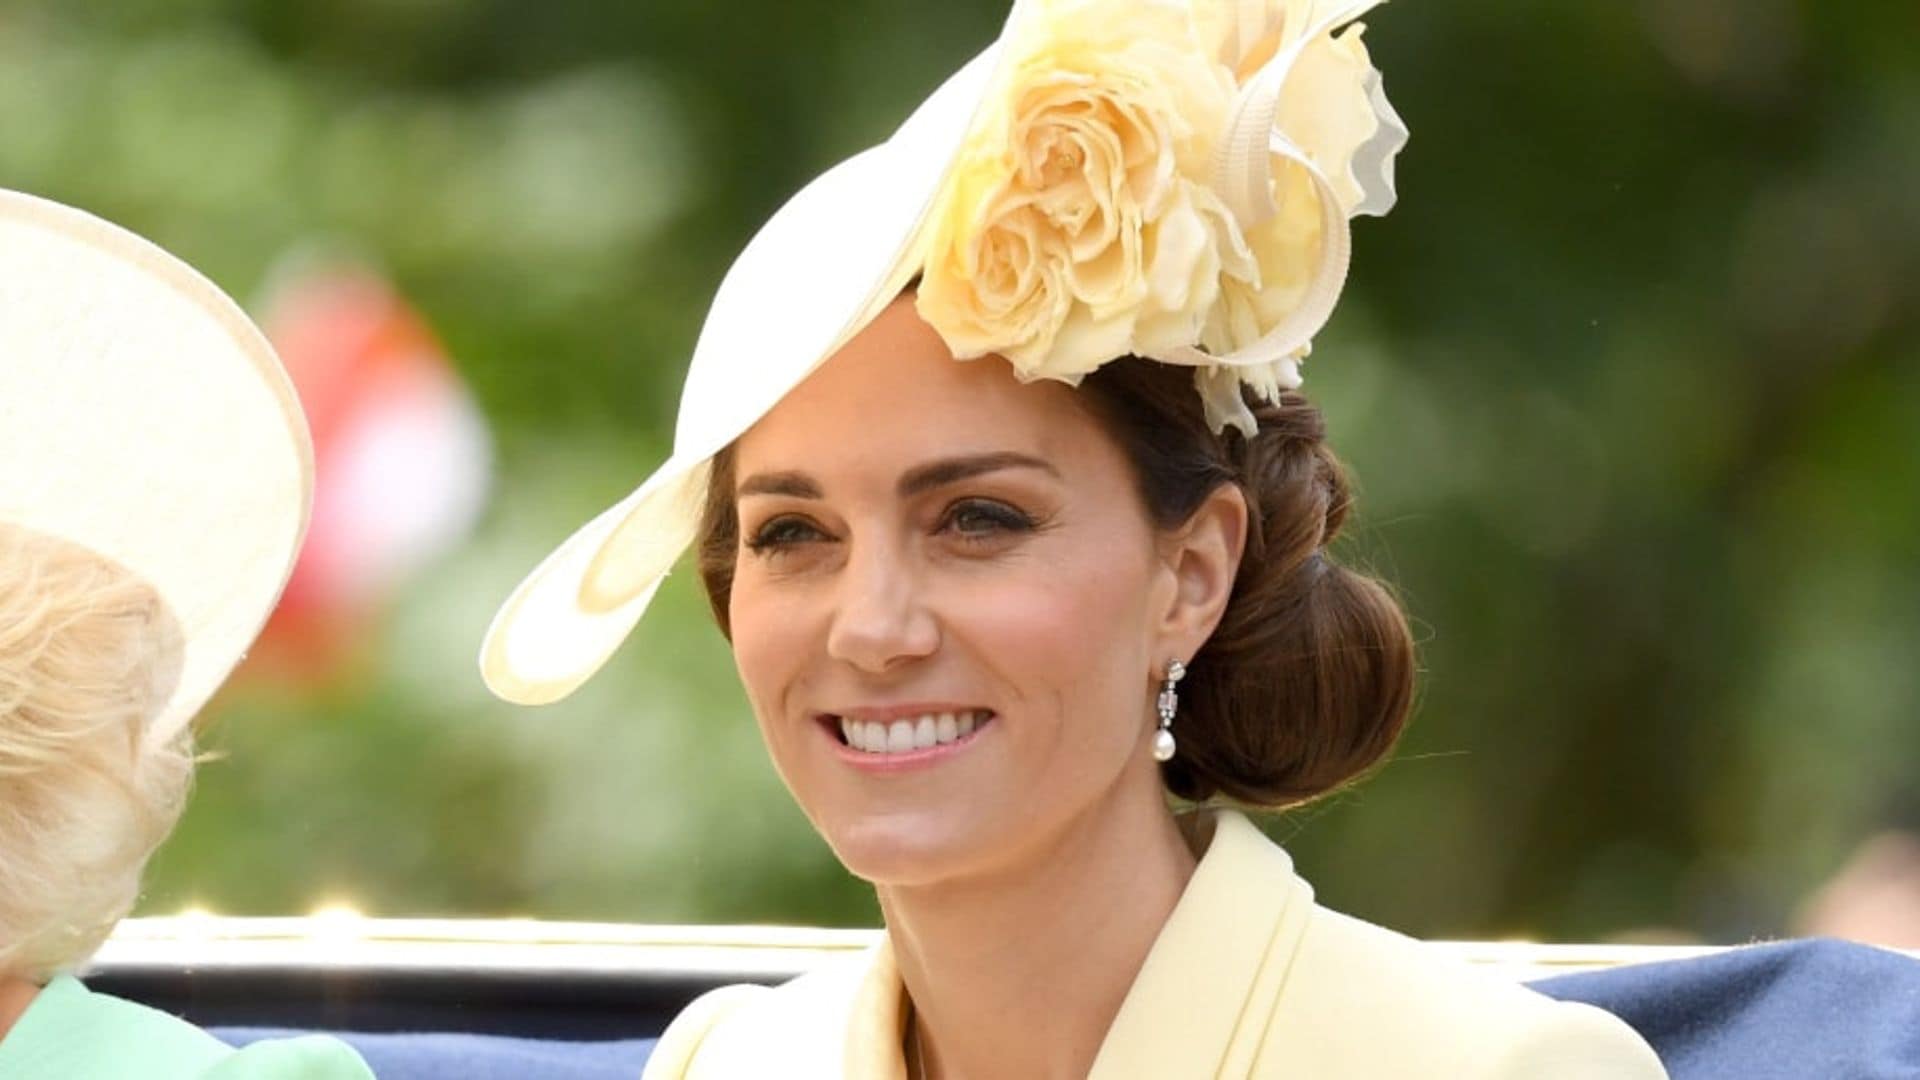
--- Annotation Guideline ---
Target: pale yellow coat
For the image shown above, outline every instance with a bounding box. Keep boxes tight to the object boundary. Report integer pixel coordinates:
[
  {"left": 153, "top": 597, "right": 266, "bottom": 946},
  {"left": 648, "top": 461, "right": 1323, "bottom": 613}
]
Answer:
[{"left": 644, "top": 812, "right": 1669, "bottom": 1079}]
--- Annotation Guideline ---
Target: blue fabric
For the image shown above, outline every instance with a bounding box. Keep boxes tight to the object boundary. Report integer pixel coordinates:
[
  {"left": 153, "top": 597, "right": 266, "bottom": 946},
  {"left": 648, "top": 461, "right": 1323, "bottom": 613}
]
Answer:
[
  {"left": 1534, "top": 937, "right": 1920, "bottom": 1079},
  {"left": 216, "top": 1029, "right": 655, "bottom": 1080},
  {"left": 216, "top": 938, "right": 1920, "bottom": 1079}
]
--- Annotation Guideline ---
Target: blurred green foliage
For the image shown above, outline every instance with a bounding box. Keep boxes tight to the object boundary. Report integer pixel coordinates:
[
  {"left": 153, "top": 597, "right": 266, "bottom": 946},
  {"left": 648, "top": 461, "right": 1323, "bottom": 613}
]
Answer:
[{"left": 3, "top": 0, "right": 1915, "bottom": 942}]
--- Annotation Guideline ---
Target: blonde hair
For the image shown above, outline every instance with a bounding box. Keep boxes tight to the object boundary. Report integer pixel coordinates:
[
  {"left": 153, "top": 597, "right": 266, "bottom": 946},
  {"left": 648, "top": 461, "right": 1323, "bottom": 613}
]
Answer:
[{"left": 0, "top": 524, "right": 192, "bottom": 982}]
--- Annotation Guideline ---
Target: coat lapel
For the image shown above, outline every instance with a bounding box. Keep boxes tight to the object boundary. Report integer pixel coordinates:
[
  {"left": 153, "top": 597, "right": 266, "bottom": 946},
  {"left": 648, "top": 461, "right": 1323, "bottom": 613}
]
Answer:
[
  {"left": 1086, "top": 811, "right": 1315, "bottom": 1080},
  {"left": 843, "top": 939, "right": 912, "bottom": 1079}
]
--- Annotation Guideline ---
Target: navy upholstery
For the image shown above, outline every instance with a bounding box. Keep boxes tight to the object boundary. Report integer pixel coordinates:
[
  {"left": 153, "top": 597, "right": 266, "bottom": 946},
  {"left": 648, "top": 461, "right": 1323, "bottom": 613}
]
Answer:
[
  {"left": 1534, "top": 938, "right": 1920, "bottom": 1079},
  {"left": 215, "top": 938, "right": 1920, "bottom": 1078}
]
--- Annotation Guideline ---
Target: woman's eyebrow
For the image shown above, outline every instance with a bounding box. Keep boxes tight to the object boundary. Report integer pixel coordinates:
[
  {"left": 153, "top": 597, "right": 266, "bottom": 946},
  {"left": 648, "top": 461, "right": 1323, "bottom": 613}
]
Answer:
[
  {"left": 897, "top": 452, "right": 1057, "bottom": 497},
  {"left": 737, "top": 471, "right": 821, "bottom": 499},
  {"left": 735, "top": 453, "right": 1057, "bottom": 501}
]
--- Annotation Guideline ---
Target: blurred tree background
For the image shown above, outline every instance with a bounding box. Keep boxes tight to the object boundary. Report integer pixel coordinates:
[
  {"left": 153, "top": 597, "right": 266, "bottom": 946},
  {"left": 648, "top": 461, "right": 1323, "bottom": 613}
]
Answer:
[{"left": 2, "top": 0, "right": 1914, "bottom": 942}]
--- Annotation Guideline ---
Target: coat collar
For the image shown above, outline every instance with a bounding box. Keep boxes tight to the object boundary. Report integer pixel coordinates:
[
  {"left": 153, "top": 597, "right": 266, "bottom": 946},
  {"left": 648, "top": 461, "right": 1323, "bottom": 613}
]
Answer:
[
  {"left": 1088, "top": 810, "right": 1315, "bottom": 1077},
  {"left": 842, "top": 810, "right": 1314, "bottom": 1078}
]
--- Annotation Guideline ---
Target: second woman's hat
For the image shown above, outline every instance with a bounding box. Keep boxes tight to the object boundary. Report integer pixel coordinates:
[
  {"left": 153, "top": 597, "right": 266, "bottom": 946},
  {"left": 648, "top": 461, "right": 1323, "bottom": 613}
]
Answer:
[{"left": 0, "top": 189, "right": 312, "bottom": 745}]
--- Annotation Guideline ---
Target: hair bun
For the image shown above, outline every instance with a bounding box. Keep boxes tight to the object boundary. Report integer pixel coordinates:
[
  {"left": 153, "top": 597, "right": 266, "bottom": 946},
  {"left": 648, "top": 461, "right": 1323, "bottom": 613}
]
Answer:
[
  {"left": 1165, "top": 391, "right": 1416, "bottom": 808},
  {"left": 1229, "top": 394, "right": 1347, "bottom": 571}
]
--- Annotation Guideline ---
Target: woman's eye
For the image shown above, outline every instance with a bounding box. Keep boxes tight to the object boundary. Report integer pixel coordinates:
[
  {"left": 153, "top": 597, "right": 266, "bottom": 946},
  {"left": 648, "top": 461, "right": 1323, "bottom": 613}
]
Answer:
[
  {"left": 940, "top": 499, "right": 1036, "bottom": 539},
  {"left": 745, "top": 516, "right": 829, "bottom": 554}
]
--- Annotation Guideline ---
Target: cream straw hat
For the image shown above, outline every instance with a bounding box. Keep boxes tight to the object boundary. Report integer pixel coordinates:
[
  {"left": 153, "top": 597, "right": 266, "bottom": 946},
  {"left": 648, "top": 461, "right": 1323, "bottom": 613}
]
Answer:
[
  {"left": 0, "top": 189, "right": 312, "bottom": 745},
  {"left": 482, "top": 0, "right": 1408, "bottom": 705}
]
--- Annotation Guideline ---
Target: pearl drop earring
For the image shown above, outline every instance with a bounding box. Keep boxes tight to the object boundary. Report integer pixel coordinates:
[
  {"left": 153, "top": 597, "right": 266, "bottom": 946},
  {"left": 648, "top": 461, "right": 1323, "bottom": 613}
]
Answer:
[{"left": 1153, "top": 659, "right": 1186, "bottom": 763}]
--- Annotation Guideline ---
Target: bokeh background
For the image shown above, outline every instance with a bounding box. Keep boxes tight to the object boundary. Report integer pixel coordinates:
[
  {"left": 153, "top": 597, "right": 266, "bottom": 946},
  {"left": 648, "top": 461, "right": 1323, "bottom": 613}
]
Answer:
[{"left": 3, "top": 0, "right": 1915, "bottom": 943}]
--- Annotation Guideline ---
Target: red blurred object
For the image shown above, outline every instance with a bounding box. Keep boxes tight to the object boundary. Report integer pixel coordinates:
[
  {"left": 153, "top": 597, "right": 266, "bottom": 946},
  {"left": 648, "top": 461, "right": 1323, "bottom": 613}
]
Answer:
[{"left": 248, "top": 265, "right": 491, "bottom": 683}]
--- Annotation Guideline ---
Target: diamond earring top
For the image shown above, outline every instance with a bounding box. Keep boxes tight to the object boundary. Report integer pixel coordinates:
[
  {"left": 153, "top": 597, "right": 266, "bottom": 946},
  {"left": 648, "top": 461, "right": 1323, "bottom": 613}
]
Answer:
[{"left": 1154, "top": 659, "right": 1186, "bottom": 763}]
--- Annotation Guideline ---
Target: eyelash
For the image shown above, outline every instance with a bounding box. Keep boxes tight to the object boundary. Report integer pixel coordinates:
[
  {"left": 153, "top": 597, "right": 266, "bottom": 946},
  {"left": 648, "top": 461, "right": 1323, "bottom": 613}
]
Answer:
[
  {"left": 943, "top": 499, "right": 1036, "bottom": 538},
  {"left": 743, "top": 499, "right": 1039, "bottom": 555},
  {"left": 744, "top": 517, "right": 827, "bottom": 553}
]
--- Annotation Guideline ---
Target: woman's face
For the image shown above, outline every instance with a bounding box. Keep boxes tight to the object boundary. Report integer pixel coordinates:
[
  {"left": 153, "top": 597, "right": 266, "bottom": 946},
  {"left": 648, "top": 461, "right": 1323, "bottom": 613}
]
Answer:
[{"left": 726, "top": 296, "right": 1199, "bottom": 887}]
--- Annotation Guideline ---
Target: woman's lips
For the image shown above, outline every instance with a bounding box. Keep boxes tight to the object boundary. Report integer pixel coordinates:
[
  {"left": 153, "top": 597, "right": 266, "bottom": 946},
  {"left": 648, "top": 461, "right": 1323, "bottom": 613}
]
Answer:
[{"left": 816, "top": 708, "right": 996, "bottom": 768}]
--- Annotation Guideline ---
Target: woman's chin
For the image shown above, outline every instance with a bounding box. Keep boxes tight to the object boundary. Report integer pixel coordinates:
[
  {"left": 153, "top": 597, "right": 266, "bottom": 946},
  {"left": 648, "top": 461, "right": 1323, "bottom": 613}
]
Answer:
[{"left": 819, "top": 808, "right": 1001, "bottom": 889}]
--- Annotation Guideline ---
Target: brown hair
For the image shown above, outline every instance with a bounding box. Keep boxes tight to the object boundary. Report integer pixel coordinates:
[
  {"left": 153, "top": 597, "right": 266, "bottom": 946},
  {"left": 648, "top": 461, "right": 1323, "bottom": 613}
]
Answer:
[
  {"left": 1072, "top": 360, "right": 1416, "bottom": 806},
  {"left": 694, "top": 358, "right": 1416, "bottom": 809}
]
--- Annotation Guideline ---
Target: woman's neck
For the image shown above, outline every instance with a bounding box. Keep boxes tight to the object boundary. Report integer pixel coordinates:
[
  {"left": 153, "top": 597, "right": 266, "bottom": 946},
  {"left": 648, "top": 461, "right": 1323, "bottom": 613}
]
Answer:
[
  {"left": 0, "top": 976, "right": 41, "bottom": 1041},
  {"left": 876, "top": 788, "right": 1199, "bottom": 1080}
]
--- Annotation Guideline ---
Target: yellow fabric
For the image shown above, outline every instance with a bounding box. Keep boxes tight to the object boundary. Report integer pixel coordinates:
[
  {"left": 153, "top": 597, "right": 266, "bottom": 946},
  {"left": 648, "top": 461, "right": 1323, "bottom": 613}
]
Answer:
[{"left": 644, "top": 812, "right": 1669, "bottom": 1079}]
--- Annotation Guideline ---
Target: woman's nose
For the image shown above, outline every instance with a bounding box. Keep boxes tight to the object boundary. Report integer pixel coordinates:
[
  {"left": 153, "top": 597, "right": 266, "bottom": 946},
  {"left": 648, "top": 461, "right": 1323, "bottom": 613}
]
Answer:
[{"left": 824, "top": 538, "right": 938, "bottom": 674}]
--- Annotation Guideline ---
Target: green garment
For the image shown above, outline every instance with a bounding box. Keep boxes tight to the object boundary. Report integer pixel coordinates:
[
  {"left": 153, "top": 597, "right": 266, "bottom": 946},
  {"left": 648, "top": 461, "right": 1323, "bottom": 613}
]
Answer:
[{"left": 0, "top": 975, "right": 373, "bottom": 1079}]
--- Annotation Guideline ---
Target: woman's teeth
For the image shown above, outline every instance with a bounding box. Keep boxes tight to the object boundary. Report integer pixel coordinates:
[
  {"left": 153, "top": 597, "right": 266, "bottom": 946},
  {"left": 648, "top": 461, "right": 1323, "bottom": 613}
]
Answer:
[{"left": 839, "top": 711, "right": 988, "bottom": 754}]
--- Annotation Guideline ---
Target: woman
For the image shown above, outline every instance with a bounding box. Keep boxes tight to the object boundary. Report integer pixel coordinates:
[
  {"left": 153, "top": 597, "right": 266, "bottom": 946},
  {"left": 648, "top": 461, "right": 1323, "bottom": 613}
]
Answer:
[
  {"left": 483, "top": 1, "right": 1670, "bottom": 1076},
  {"left": 0, "top": 189, "right": 373, "bottom": 1077}
]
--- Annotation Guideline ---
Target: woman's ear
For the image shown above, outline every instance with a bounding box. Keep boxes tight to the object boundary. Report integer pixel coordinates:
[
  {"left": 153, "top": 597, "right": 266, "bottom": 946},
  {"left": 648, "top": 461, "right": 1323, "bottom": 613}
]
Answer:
[{"left": 1155, "top": 483, "right": 1249, "bottom": 661}]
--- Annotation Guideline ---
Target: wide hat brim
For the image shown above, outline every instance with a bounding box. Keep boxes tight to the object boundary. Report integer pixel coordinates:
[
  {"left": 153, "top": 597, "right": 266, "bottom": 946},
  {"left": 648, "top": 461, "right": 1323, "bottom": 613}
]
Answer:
[
  {"left": 479, "top": 23, "right": 1017, "bottom": 706},
  {"left": 0, "top": 190, "right": 312, "bottom": 745}
]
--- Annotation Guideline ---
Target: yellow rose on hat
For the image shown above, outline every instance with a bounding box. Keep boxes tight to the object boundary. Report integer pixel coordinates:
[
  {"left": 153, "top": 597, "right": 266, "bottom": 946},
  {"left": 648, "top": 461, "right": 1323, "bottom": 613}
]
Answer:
[
  {"left": 919, "top": 0, "right": 1407, "bottom": 435},
  {"left": 915, "top": 0, "right": 1247, "bottom": 382}
]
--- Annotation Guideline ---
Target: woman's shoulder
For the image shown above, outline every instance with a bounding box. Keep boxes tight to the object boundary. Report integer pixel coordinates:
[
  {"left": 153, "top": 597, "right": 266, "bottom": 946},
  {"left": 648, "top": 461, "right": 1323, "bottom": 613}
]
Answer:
[
  {"left": 0, "top": 977, "right": 372, "bottom": 1079},
  {"left": 1286, "top": 906, "right": 1668, "bottom": 1078},
  {"left": 642, "top": 950, "right": 877, "bottom": 1080}
]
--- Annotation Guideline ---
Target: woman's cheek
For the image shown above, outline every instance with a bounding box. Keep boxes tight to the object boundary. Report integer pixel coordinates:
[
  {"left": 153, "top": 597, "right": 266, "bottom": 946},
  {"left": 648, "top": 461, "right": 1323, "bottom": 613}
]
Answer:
[
  {"left": 951, "top": 553, "right": 1142, "bottom": 699},
  {"left": 730, "top": 595, "right": 811, "bottom": 737}
]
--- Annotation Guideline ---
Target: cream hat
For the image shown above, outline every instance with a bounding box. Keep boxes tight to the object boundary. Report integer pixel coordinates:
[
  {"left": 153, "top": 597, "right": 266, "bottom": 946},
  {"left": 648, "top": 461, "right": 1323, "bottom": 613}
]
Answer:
[
  {"left": 0, "top": 189, "right": 312, "bottom": 745},
  {"left": 482, "top": 0, "right": 1408, "bottom": 705}
]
